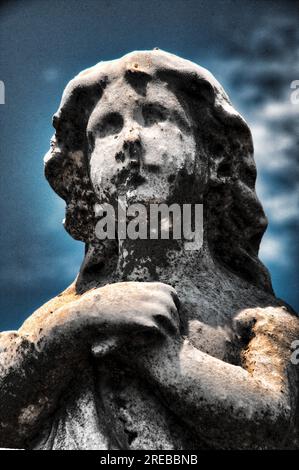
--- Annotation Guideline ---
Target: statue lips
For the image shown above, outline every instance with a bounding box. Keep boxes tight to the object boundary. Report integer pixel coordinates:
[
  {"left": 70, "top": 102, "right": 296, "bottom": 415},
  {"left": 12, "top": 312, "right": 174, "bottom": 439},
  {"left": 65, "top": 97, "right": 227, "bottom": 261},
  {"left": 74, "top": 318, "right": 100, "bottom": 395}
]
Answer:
[
  {"left": 127, "top": 172, "right": 147, "bottom": 188},
  {"left": 115, "top": 159, "right": 147, "bottom": 190}
]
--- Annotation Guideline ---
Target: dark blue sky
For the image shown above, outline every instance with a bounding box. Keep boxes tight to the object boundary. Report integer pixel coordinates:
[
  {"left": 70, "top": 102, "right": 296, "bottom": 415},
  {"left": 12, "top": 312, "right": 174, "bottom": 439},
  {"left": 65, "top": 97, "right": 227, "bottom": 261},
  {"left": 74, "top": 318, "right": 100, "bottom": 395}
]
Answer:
[{"left": 0, "top": 0, "right": 298, "bottom": 330}]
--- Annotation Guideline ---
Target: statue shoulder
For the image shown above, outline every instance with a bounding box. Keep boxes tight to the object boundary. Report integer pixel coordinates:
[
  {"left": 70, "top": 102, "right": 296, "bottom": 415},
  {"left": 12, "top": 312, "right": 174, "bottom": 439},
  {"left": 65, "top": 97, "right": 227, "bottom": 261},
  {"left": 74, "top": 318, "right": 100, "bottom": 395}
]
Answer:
[{"left": 18, "top": 281, "right": 82, "bottom": 336}]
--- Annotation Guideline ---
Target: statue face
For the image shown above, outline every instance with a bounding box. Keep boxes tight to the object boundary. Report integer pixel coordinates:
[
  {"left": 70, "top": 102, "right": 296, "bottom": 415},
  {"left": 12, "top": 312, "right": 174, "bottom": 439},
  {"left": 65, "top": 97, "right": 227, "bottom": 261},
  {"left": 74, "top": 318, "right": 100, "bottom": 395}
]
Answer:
[{"left": 87, "top": 78, "right": 199, "bottom": 206}]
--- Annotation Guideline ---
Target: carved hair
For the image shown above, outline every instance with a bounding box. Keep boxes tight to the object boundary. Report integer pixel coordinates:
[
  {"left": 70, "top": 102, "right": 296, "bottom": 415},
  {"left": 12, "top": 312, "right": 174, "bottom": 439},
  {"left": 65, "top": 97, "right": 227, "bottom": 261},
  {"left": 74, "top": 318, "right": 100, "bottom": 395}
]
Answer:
[{"left": 44, "top": 49, "right": 273, "bottom": 293}]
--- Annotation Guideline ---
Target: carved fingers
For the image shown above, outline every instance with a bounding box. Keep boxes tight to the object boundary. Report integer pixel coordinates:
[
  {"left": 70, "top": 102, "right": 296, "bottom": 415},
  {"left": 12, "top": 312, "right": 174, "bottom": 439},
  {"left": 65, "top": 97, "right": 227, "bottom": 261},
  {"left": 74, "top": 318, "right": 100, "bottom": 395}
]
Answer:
[
  {"left": 46, "top": 282, "right": 181, "bottom": 353},
  {"left": 92, "top": 281, "right": 181, "bottom": 338},
  {"left": 87, "top": 282, "right": 181, "bottom": 359},
  {"left": 233, "top": 306, "right": 299, "bottom": 390}
]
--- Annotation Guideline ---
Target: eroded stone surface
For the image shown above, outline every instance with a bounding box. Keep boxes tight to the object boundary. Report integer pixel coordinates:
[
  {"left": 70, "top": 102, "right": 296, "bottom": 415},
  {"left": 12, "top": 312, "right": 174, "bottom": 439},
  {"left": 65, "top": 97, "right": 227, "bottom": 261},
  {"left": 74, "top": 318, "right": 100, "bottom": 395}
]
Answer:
[{"left": 0, "top": 49, "right": 298, "bottom": 450}]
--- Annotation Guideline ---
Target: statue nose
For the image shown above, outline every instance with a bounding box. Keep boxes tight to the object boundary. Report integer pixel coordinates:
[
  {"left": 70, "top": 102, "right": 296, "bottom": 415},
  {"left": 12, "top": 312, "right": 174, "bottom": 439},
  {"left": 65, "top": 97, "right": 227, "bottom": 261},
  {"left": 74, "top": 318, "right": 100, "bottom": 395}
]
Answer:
[{"left": 123, "top": 133, "right": 143, "bottom": 165}]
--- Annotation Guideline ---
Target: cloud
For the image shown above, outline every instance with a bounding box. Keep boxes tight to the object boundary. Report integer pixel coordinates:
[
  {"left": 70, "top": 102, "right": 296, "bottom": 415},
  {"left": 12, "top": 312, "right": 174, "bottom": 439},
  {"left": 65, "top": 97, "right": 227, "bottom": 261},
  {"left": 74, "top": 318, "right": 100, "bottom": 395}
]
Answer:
[
  {"left": 252, "top": 121, "right": 296, "bottom": 172},
  {"left": 42, "top": 67, "right": 59, "bottom": 82},
  {"left": 259, "top": 234, "right": 288, "bottom": 265},
  {"left": 260, "top": 100, "right": 299, "bottom": 120},
  {"left": 257, "top": 184, "right": 299, "bottom": 224},
  {"left": 214, "top": 9, "right": 299, "bottom": 301}
]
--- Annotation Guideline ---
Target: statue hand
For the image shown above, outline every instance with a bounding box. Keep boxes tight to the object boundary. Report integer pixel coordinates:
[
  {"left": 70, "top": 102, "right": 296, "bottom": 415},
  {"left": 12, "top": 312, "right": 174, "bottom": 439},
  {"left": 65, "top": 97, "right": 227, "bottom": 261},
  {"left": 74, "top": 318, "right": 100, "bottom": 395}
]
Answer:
[
  {"left": 234, "top": 305, "right": 297, "bottom": 341},
  {"left": 42, "top": 281, "right": 180, "bottom": 355},
  {"left": 233, "top": 306, "right": 299, "bottom": 380}
]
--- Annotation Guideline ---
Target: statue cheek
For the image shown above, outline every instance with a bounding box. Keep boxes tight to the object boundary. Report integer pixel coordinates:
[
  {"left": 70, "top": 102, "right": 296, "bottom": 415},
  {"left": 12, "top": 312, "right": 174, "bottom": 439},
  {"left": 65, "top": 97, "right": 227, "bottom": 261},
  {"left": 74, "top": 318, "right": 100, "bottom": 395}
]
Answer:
[
  {"left": 89, "top": 159, "right": 109, "bottom": 193},
  {"left": 89, "top": 138, "right": 120, "bottom": 171},
  {"left": 165, "top": 135, "right": 197, "bottom": 172}
]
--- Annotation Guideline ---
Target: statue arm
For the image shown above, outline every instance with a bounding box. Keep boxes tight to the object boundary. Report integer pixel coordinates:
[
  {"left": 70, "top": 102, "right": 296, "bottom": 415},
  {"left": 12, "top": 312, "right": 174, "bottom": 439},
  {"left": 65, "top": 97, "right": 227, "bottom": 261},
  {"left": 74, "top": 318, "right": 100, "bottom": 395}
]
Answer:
[
  {"left": 0, "top": 283, "right": 89, "bottom": 448},
  {"left": 0, "top": 281, "right": 179, "bottom": 448},
  {"left": 0, "top": 326, "right": 84, "bottom": 448},
  {"left": 131, "top": 307, "right": 299, "bottom": 449}
]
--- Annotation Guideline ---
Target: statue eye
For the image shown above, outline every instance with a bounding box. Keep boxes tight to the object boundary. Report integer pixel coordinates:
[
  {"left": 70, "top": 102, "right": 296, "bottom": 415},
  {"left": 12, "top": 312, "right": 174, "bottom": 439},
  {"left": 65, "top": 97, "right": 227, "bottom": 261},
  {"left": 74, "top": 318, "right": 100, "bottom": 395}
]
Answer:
[
  {"left": 142, "top": 104, "right": 168, "bottom": 126},
  {"left": 96, "top": 112, "right": 123, "bottom": 138}
]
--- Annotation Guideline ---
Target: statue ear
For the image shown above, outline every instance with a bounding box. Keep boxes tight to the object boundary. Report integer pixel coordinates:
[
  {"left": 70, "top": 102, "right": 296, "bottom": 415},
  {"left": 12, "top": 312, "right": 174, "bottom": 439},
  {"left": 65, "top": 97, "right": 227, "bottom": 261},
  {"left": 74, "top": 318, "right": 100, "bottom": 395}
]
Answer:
[
  {"left": 205, "top": 109, "right": 255, "bottom": 190},
  {"left": 207, "top": 140, "right": 235, "bottom": 187},
  {"left": 216, "top": 155, "right": 234, "bottom": 180}
]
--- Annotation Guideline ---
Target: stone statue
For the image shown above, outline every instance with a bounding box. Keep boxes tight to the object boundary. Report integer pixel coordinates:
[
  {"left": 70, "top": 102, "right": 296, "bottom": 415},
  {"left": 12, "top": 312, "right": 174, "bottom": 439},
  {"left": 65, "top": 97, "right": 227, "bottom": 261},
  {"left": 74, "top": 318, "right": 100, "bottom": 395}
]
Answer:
[{"left": 0, "top": 50, "right": 298, "bottom": 450}]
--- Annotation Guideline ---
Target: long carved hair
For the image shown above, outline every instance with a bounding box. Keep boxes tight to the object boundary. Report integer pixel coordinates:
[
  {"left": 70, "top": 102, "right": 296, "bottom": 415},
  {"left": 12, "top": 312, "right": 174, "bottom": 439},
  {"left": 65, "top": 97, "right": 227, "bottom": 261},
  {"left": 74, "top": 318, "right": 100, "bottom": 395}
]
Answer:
[{"left": 44, "top": 49, "right": 273, "bottom": 293}]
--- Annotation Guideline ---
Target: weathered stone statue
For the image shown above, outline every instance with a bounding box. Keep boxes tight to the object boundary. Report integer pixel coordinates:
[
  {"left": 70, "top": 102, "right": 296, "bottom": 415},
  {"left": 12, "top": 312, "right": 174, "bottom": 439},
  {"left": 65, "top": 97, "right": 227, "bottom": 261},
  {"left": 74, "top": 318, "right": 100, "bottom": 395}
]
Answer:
[{"left": 1, "top": 50, "right": 298, "bottom": 450}]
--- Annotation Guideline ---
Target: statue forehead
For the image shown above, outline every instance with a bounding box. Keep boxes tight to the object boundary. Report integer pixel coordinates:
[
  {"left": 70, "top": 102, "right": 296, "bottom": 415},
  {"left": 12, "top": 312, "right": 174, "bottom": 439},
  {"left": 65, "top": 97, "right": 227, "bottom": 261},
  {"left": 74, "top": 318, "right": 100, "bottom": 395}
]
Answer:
[
  {"left": 74, "top": 49, "right": 226, "bottom": 96},
  {"left": 97, "top": 76, "right": 182, "bottom": 109}
]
